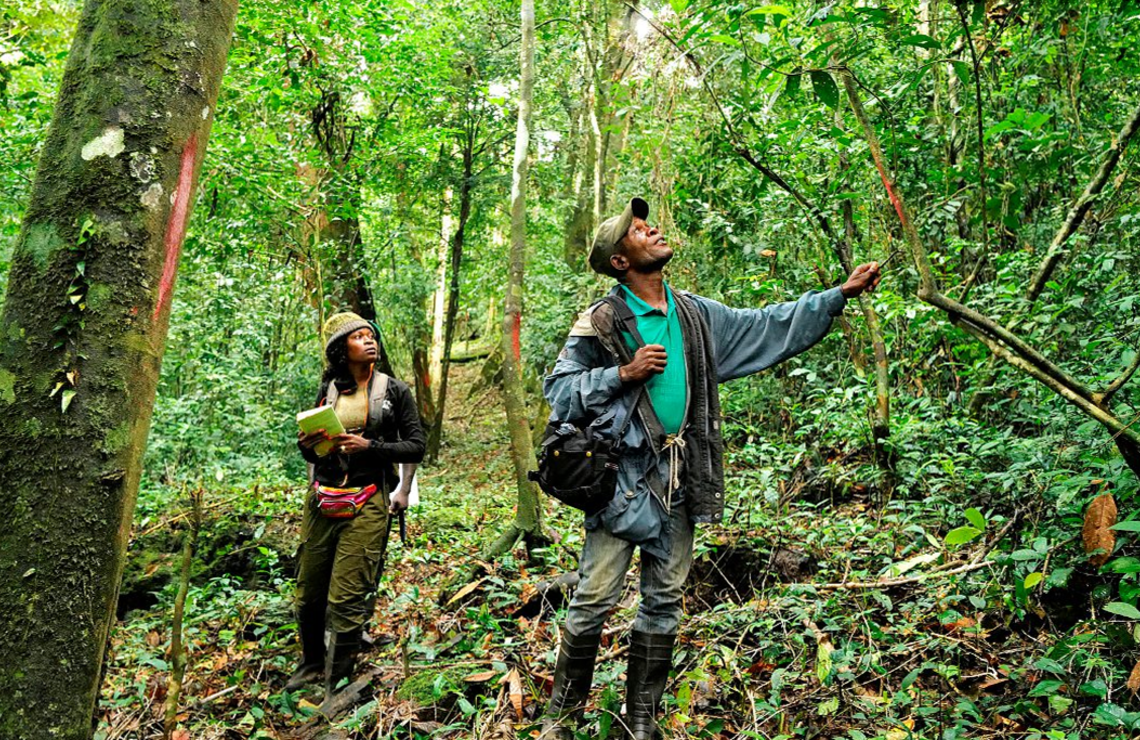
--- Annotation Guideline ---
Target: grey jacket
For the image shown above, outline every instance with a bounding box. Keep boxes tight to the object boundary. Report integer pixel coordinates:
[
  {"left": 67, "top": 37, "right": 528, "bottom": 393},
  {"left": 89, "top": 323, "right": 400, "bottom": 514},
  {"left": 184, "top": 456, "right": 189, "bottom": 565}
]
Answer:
[{"left": 543, "top": 285, "right": 846, "bottom": 558}]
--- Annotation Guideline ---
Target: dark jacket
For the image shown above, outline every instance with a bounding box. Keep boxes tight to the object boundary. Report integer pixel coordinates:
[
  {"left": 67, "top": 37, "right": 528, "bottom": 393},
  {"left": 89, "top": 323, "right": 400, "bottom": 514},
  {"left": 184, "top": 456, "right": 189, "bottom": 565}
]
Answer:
[
  {"left": 544, "top": 285, "right": 846, "bottom": 558},
  {"left": 299, "top": 372, "right": 425, "bottom": 490}
]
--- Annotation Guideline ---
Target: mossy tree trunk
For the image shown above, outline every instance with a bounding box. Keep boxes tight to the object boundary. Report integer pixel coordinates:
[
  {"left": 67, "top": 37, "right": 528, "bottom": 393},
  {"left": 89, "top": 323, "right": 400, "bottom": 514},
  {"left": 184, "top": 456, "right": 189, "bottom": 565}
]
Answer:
[
  {"left": 498, "top": 0, "right": 546, "bottom": 550},
  {"left": 0, "top": 1, "right": 237, "bottom": 737}
]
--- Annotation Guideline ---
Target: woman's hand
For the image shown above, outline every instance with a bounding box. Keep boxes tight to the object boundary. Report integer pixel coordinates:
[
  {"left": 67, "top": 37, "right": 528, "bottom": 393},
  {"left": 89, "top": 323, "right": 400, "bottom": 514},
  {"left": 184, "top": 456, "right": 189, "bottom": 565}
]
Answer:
[
  {"left": 330, "top": 433, "right": 371, "bottom": 456},
  {"left": 298, "top": 429, "right": 328, "bottom": 449},
  {"left": 389, "top": 488, "right": 410, "bottom": 515}
]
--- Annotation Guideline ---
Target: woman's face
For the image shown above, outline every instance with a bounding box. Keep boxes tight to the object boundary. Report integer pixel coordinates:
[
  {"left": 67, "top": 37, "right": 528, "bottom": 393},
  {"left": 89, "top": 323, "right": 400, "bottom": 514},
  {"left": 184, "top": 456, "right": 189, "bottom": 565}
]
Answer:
[{"left": 345, "top": 327, "right": 378, "bottom": 364}]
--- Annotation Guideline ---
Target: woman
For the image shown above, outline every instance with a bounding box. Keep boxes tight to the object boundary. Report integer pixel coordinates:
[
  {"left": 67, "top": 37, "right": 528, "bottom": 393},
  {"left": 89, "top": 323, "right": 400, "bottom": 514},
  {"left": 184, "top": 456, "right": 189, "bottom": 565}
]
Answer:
[{"left": 290, "top": 312, "right": 425, "bottom": 698}]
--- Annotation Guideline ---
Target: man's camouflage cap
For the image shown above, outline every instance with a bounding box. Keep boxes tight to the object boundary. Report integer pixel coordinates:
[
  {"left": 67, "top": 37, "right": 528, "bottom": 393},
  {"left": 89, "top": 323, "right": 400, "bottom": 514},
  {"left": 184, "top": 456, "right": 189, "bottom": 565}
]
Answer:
[{"left": 588, "top": 196, "right": 649, "bottom": 278}]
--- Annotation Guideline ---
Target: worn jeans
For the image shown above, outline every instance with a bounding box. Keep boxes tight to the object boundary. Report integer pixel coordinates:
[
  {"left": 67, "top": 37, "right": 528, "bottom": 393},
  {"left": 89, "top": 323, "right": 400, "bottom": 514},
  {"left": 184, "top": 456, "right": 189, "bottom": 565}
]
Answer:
[{"left": 563, "top": 502, "right": 694, "bottom": 637}]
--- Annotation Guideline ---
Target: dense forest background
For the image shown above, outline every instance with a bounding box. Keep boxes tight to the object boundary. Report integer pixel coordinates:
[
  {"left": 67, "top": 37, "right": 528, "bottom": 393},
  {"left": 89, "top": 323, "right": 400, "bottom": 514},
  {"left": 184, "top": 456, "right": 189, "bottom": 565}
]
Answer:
[{"left": 3, "top": 0, "right": 1140, "bottom": 738}]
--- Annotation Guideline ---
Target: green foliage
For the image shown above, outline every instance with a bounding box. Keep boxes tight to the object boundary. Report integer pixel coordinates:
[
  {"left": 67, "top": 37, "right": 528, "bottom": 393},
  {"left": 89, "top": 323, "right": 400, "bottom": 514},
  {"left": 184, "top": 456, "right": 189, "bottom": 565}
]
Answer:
[{"left": 5, "top": 0, "right": 1140, "bottom": 737}]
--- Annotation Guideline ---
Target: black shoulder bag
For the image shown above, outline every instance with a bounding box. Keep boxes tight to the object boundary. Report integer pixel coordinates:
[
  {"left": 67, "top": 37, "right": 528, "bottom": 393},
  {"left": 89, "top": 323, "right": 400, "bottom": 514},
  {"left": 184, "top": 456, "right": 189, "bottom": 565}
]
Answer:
[{"left": 528, "top": 294, "right": 651, "bottom": 514}]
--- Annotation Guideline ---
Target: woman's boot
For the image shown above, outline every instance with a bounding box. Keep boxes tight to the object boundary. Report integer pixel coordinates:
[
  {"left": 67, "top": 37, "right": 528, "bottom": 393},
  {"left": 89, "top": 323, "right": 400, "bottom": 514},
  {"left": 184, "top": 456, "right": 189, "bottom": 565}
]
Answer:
[
  {"left": 625, "top": 631, "right": 676, "bottom": 740},
  {"left": 284, "top": 605, "right": 326, "bottom": 691},
  {"left": 539, "top": 630, "right": 603, "bottom": 739},
  {"left": 324, "top": 630, "right": 362, "bottom": 700}
]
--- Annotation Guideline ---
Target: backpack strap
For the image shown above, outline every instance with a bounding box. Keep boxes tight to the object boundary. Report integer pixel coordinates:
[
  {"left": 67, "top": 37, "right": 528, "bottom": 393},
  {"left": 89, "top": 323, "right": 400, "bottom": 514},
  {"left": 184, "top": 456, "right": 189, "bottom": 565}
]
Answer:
[
  {"left": 367, "top": 372, "right": 391, "bottom": 430},
  {"left": 594, "top": 292, "right": 668, "bottom": 452}
]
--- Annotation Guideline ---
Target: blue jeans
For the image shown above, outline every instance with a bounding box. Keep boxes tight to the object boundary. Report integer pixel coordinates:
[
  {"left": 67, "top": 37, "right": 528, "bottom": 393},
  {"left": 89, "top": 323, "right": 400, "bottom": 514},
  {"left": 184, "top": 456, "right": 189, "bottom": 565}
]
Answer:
[{"left": 563, "top": 503, "right": 694, "bottom": 636}]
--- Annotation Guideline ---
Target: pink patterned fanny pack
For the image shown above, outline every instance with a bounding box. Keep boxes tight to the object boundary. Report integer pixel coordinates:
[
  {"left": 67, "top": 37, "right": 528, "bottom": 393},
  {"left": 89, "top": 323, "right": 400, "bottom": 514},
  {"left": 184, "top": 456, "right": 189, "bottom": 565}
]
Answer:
[{"left": 314, "top": 482, "right": 378, "bottom": 519}]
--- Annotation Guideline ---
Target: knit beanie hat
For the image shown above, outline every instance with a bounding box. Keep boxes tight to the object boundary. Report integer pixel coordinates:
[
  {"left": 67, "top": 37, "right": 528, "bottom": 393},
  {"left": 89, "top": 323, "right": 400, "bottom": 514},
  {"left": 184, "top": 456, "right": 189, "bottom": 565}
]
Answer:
[{"left": 322, "top": 311, "right": 372, "bottom": 356}]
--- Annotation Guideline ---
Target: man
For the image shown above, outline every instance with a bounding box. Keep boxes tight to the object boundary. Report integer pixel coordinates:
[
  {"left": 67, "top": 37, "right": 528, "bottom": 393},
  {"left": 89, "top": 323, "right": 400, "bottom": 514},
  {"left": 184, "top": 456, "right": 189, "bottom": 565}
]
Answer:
[{"left": 540, "top": 197, "right": 880, "bottom": 739}]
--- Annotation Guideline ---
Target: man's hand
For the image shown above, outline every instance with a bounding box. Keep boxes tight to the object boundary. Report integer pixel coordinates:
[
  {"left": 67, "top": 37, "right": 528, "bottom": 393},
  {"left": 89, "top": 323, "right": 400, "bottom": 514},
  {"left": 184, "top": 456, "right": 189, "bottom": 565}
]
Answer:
[
  {"left": 619, "top": 344, "right": 667, "bottom": 383},
  {"left": 298, "top": 429, "right": 328, "bottom": 449},
  {"left": 330, "top": 433, "right": 371, "bottom": 456},
  {"left": 390, "top": 488, "right": 410, "bottom": 515},
  {"left": 841, "top": 262, "right": 882, "bottom": 298}
]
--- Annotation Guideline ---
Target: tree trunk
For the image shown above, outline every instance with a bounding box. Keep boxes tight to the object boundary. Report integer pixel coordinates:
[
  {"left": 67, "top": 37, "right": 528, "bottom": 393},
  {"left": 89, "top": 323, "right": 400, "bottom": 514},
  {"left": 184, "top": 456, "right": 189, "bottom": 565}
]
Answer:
[
  {"left": 321, "top": 212, "right": 395, "bottom": 377},
  {"left": 429, "top": 183, "right": 453, "bottom": 393},
  {"left": 499, "top": 0, "right": 544, "bottom": 543},
  {"left": 562, "top": 91, "right": 594, "bottom": 267},
  {"left": 309, "top": 91, "right": 394, "bottom": 376},
  {"left": 0, "top": 2, "right": 237, "bottom": 737},
  {"left": 427, "top": 140, "right": 474, "bottom": 462}
]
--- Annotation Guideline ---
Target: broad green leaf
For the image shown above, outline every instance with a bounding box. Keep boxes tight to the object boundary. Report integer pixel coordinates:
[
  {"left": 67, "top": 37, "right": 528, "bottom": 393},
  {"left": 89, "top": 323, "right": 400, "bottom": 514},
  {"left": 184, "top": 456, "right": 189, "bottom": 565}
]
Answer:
[
  {"left": 809, "top": 70, "right": 838, "bottom": 109},
  {"left": 899, "top": 34, "right": 941, "bottom": 50},
  {"left": 1024, "top": 572, "right": 1044, "bottom": 589},
  {"left": 669, "top": 0, "right": 689, "bottom": 13},
  {"left": 964, "top": 507, "right": 986, "bottom": 530},
  {"left": 951, "top": 60, "right": 971, "bottom": 87},
  {"left": 708, "top": 34, "right": 741, "bottom": 46},
  {"left": 944, "top": 526, "right": 981, "bottom": 547},
  {"left": 815, "top": 639, "right": 831, "bottom": 683},
  {"left": 745, "top": 5, "right": 793, "bottom": 17},
  {"left": 1110, "top": 521, "right": 1140, "bottom": 532},
  {"left": 783, "top": 71, "right": 801, "bottom": 100},
  {"left": 1027, "top": 680, "right": 1064, "bottom": 697},
  {"left": 1104, "top": 602, "right": 1140, "bottom": 619},
  {"left": 61, "top": 389, "right": 76, "bottom": 413},
  {"left": 1105, "top": 557, "right": 1140, "bottom": 574}
]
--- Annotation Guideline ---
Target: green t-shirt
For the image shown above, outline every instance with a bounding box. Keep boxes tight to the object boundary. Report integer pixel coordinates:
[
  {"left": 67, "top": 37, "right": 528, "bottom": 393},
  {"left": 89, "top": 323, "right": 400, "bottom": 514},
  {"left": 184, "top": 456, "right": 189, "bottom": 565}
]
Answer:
[{"left": 619, "top": 283, "right": 688, "bottom": 435}]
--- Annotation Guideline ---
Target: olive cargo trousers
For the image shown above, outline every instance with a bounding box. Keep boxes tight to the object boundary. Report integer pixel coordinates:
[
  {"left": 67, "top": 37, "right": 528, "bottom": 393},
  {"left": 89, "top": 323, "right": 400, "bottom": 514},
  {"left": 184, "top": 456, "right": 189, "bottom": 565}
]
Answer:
[{"left": 295, "top": 487, "right": 391, "bottom": 635}]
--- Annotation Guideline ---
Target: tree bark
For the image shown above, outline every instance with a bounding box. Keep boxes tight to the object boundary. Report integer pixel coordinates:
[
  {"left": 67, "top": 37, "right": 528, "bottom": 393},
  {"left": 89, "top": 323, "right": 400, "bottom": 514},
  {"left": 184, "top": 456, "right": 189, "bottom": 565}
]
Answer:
[
  {"left": 0, "top": 1, "right": 238, "bottom": 736},
  {"left": 499, "top": 0, "right": 544, "bottom": 542},
  {"left": 427, "top": 139, "right": 473, "bottom": 462}
]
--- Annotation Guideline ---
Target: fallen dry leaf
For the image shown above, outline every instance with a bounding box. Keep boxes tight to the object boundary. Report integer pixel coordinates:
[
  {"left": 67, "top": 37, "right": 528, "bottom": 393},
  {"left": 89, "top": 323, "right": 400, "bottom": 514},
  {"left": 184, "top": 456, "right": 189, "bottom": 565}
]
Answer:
[
  {"left": 447, "top": 577, "right": 486, "bottom": 606},
  {"left": 1128, "top": 660, "right": 1140, "bottom": 693},
  {"left": 1082, "top": 493, "right": 1117, "bottom": 566},
  {"left": 943, "top": 616, "right": 977, "bottom": 634},
  {"left": 505, "top": 667, "right": 524, "bottom": 720},
  {"left": 464, "top": 670, "right": 497, "bottom": 683}
]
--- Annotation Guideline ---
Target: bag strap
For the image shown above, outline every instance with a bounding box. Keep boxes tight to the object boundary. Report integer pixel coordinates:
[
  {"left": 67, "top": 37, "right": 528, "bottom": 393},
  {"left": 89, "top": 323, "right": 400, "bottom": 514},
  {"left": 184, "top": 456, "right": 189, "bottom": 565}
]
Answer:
[
  {"left": 599, "top": 292, "right": 668, "bottom": 450},
  {"left": 367, "top": 372, "right": 390, "bottom": 429}
]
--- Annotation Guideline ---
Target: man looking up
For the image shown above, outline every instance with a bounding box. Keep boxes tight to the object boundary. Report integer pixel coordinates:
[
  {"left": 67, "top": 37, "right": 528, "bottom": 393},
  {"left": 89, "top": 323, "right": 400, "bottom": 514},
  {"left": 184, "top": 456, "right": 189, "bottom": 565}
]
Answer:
[{"left": 539, "top": 197, "right": 880, "bottom": 739}]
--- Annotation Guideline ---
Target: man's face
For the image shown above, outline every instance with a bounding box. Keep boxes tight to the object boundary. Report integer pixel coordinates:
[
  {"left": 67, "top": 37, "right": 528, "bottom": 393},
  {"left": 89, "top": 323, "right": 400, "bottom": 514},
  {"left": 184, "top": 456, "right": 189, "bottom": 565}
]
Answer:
[{"left": 610, "top": 217, "right": 673, "bottom": 276}]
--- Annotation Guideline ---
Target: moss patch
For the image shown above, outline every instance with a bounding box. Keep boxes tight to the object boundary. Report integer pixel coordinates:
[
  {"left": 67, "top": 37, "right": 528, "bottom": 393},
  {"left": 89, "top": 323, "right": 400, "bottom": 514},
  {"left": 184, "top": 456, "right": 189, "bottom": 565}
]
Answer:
[
  {"left": 103, "top": 421, "right": 132, "bottom": 455},
  {"left": 0, "top": 369, "right": 15, "bottom": 406},
  {"left": 394, "top": 665, "right": 471, "bottom": 706},
  {"left": 21, "top": 223, "right": 65, "bottom": 273}
]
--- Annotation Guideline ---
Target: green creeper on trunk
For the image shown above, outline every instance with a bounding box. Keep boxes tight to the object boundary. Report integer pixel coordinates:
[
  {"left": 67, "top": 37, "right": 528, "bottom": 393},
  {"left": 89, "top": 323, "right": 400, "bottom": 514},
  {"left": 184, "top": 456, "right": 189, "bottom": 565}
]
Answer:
[{"left": 0, "top": 1, "right": 238, "bottom": 737}]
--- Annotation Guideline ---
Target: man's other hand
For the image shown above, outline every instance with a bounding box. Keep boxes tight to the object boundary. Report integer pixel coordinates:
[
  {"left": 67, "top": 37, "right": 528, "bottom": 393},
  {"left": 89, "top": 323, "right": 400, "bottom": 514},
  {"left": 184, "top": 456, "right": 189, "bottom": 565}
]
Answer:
[
  {"left": 841, "top": 262, "right": 882, "bottom": 298},
  {"left": 620, "top": 344, "right": 667, "bottom": 383}
]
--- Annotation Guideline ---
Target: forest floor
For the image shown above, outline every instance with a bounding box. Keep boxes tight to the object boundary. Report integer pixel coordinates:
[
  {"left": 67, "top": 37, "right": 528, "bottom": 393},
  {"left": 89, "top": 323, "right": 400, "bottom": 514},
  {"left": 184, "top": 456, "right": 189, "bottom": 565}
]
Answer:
[{"left": 96, "top": 362, "right": 1127, "bottom": 740}]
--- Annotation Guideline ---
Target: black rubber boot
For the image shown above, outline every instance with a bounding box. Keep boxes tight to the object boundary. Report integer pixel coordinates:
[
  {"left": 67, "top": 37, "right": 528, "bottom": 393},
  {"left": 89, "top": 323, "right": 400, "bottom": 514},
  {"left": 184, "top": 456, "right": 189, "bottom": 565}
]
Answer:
[
  {"left": 625, "top": 631, "right": 676, "bottom": 740},
  {"left": 324, "top": 630, "right": 362, "bottom": 700},
  {"left": 538, "top": 630, "right": 603, "bottom": 740},
  {"left": 284, "top": 605, "right": 326, "bottom": 691}
]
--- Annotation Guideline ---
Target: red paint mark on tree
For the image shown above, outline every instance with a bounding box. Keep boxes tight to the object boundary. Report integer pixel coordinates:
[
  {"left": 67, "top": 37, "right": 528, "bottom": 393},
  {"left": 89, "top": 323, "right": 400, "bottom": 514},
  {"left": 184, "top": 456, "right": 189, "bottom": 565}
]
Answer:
[
  {"left": 152, "top": 133, "right": 198, "bottom": 322},
  {"left": 875, "top": 167, "right": 907, "bottom": 228},
  {"left": 512, "top": 314, "right": 522, "bottom": 363}
]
